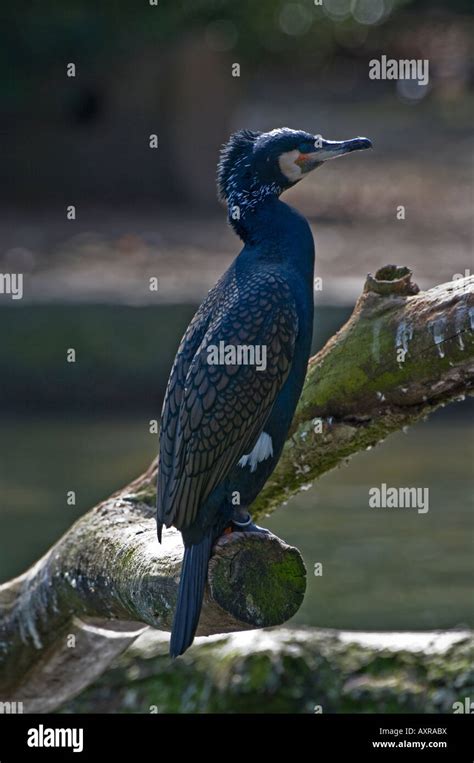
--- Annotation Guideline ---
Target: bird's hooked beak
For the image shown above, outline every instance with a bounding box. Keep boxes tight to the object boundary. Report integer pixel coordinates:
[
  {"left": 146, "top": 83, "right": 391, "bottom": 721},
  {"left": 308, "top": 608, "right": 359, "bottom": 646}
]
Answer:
[{"left": 296, "top": 136, "right": 372, "bottom": 173}]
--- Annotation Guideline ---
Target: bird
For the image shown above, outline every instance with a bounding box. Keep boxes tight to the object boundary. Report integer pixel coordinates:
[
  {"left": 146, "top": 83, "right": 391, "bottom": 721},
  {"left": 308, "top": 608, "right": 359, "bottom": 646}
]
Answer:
[{"left": 157, "top": 127, "right": 372, "bottom": 657}]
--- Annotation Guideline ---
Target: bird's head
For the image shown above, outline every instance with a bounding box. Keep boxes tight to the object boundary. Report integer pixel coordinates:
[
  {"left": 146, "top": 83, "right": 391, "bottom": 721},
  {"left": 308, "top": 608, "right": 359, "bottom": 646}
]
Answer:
[{"left": 217, "top": 127, "right": 372, "bottom": 205}]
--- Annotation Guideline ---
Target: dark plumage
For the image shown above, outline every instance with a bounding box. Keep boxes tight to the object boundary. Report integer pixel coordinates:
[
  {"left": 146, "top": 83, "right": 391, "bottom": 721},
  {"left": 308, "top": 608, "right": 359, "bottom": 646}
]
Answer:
[
  {"left": 216, "top": 129, "right": 261, "bottom": 202},
  {"left": 157, "top": 126, "right": 372, "bottom": 657}
]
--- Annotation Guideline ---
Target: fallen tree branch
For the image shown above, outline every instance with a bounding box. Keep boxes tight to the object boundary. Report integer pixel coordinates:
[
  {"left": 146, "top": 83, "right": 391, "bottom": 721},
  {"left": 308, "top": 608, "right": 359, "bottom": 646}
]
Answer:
[
  {"left": 61, "top": 627, "right": 474, "bottom": 714},
  {"left": 0, "top": 266, "right": 472, "bottom": 712}
]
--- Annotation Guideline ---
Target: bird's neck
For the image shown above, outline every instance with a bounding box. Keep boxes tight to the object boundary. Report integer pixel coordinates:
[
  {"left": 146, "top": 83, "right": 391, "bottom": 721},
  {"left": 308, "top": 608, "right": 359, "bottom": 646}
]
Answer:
[
  {"left": 233, "top": 195, "right": 315, "bottom": 283},
  {"left": 226, "top": 185, "right": 282, "bottom": 242}
]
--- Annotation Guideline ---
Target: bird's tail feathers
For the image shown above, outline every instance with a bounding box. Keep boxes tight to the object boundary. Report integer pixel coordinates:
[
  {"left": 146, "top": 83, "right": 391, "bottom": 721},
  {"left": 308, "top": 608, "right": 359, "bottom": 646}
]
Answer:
[{"left": 169, "top": 528, "right": 214, "bottom": 658}]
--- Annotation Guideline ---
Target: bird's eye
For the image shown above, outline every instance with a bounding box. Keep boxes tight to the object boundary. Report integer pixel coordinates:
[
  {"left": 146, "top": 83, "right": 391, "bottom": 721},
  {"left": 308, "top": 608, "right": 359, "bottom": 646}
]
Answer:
[{"left": 298, "top": 141, "right": 315, "bottom": 154}]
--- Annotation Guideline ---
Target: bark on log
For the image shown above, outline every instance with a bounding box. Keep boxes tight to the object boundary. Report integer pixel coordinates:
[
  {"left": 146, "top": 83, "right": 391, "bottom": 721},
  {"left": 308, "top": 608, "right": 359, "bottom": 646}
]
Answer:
[{"left": 0, "top": 266, "right": 472, "bottom": 712}]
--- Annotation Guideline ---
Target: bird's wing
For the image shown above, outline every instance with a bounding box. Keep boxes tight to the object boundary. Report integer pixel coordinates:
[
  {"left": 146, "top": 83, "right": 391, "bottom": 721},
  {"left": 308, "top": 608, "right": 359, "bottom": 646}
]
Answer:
[
  {"left": 157, "top": 268, "right": 299, "bottom": 532},
  {"left": 157, "top": 281, "right": 223, "bottom": 533}
]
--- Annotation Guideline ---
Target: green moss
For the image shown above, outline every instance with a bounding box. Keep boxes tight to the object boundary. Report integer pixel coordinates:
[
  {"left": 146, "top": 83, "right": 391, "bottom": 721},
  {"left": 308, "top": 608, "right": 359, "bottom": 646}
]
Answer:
[
  {"left": 126, "top": 485, "right": 157, "bottom": 508},
  {"left": 212, "top": 541, "right": 305, "bottom": 626}
]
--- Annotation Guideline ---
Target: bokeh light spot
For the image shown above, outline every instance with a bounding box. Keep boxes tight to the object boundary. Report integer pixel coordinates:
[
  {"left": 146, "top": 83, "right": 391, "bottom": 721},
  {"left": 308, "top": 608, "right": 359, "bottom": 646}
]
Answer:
[{"left": 278, "top": 3, "right": 313, "bottom": 36}]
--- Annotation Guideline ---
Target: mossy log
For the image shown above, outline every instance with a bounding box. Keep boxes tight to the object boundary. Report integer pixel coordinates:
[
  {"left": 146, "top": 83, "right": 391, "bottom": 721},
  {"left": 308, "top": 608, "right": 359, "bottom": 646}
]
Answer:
[
  {"left": 0, "top": 266, "right": 472, "bottom": 713},
  {"left": 61, "top": 627, "right": 474, "bottom": 714},
  {"left": 0, "top": 520, "right": 304, "bottom": 712}
]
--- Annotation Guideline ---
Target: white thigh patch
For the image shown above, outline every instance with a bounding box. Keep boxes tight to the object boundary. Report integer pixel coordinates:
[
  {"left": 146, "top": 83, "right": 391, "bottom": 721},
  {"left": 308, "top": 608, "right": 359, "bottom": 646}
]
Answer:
[{"left": 238, "top": 432, "right": 273, "bottom": 473}]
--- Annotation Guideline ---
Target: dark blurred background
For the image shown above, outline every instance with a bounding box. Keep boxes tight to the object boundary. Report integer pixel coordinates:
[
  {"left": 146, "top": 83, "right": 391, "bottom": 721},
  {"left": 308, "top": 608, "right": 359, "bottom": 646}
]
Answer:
[{"left": 0, "top": 0, "right": 472, "bottom": 631}]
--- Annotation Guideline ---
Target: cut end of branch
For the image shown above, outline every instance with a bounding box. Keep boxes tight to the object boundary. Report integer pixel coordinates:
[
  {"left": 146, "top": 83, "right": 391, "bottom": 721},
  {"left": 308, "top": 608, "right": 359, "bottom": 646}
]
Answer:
[
  {"left": 364, "top": 265, "right": 420, "bottom": 297},
  {"left": 206, "top": 532, "right": 306, "bottom": 630}
]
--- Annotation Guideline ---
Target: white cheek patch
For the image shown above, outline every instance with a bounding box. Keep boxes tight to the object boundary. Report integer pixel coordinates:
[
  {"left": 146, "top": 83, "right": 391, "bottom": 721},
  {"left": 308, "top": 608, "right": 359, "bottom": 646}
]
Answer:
[
  {"left": 278, "top": 150, "right": 303, "bottom": 183},
  {"left": 238, "top": 432, "right": 274, "bottom": 473}
]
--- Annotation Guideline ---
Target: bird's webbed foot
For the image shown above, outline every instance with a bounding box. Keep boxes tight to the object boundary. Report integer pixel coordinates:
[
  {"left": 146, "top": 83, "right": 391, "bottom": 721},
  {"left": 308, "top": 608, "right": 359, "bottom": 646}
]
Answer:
[{"left": 230, "top": 509, "right": 270, "bottom": 535}]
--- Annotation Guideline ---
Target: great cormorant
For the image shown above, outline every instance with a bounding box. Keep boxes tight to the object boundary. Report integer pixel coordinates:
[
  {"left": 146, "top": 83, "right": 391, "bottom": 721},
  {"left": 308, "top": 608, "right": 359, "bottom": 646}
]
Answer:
[{"left": 157, "top": 127, "right": 372, "bottom": 657}]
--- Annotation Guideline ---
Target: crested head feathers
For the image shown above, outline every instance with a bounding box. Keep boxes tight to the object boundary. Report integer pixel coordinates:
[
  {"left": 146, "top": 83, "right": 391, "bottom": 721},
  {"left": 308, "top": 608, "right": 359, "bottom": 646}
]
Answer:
[{"left": 217, "top": 129, "right": 261, "bottom": 202}]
